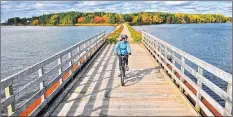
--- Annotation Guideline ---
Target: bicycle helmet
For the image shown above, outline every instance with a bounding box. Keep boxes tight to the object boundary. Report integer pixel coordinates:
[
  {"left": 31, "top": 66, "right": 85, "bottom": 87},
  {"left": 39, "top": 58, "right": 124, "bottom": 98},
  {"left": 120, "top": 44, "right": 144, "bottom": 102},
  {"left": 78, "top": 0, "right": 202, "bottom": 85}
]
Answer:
[{"left": 121, "top": 34, "right": 128, "bottom": 40}]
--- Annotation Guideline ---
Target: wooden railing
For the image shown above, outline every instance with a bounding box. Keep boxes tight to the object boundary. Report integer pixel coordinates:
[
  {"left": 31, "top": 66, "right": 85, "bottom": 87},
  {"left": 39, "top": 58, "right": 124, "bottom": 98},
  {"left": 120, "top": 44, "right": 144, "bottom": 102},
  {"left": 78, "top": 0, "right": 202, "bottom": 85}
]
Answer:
[
  {"left": 142, "top": 30, "right": 232, "bottom": 116},
  {"left": 0, "top": 31, "right": 107, "bottom": 116}
]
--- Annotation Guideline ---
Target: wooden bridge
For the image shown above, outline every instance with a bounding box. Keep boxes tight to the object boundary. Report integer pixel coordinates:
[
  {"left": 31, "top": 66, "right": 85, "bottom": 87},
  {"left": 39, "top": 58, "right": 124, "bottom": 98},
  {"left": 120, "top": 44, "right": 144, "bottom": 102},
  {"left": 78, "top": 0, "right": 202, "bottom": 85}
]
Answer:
[{"left": 1, "top": 24, "right": 232, "bottom": 116}]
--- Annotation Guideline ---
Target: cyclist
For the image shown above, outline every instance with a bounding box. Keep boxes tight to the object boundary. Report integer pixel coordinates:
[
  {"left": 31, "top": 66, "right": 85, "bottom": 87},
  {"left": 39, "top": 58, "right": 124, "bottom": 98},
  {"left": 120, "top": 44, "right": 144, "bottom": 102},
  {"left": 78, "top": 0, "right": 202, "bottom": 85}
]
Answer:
[{"left": 114, "top": 34, "right": 131, "bottom": 77}]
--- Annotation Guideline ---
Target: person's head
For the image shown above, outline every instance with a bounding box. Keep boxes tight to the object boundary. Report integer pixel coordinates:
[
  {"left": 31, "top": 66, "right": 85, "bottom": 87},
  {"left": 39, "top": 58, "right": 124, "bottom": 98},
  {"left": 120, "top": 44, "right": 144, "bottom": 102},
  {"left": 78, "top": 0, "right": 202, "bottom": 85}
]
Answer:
[{"left": 120, "top": 34, "right": 128, "bottom": 42}]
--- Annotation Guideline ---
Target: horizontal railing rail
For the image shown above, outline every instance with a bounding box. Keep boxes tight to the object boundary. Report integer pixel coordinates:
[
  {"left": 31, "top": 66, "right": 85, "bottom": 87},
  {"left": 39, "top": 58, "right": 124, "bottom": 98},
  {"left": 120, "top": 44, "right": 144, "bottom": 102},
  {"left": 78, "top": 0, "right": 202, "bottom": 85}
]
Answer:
[
  {"left": 1, "top": 31, "right": 107, "bottom": 116},
  {"left": 142, "top": 30, "right": 232, "bottom": 116}
]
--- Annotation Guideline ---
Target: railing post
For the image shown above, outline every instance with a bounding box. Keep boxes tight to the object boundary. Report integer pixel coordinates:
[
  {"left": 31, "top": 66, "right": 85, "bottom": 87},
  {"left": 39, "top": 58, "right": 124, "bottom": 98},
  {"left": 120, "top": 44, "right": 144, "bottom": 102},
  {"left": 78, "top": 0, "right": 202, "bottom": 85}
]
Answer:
[
  {"left": 5, "top": 85, "right": 15, "bottom": 116},
  {"left": 164, "top": 46, "right": 168, "bottom": 59},
  {"left": 68, "top": 52, "right": 72, "bottom": 75},
  {"left": 82, "top": 43, "right": 86, "bottom": 60},
  {"left": 153, "top": 40, "right": 156, "bottom": 54},
  {"left": 142, "top": 31, "right": 144, "bottom": 42},
  {"left": 195, "top": 66, "right": 203, "bottom": 112},
  {"left": 224, "top": 83, "right": 232, "bottom": 115},
  {"left": 38, "top": 68, "right": 45, "bottom": 102},
  {"left": 158, "top": 42, "right": 160, "bottom": 53},
  {"left": 58, "top": 57, "right": 62, "bottom": 84},
  {"left": 172, "top": 51, "right": 176, "bottom": 82},
  {"left": 180, "top": 57, "right": 185, "bottom": 92}
]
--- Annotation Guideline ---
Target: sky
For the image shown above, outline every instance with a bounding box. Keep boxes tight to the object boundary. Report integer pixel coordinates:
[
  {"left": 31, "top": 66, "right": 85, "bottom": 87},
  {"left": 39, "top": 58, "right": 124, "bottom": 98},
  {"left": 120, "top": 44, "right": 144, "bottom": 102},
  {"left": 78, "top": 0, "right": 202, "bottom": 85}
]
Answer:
[{"left": 1, "top": 1, "right": 232, "bottom": 23}]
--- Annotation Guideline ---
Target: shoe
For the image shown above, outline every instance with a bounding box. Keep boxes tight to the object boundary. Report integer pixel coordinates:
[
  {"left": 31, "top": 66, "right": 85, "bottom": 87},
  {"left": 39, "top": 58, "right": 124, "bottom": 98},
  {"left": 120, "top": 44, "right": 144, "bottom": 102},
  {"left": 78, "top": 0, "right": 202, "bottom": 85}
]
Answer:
[
  {"left": 125, "top": 65, "right": 129, "bottom": 71},
  {"left": 118, "top": 74, "right": 126, "bottom": 77}
]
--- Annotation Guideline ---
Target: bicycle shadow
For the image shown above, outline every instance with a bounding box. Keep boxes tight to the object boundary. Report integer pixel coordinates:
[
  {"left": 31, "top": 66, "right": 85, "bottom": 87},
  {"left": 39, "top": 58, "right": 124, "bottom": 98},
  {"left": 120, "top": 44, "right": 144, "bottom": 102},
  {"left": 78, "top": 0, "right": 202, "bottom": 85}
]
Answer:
[{"left": 124, "top": 66, "right": 161, "bottom": 86}]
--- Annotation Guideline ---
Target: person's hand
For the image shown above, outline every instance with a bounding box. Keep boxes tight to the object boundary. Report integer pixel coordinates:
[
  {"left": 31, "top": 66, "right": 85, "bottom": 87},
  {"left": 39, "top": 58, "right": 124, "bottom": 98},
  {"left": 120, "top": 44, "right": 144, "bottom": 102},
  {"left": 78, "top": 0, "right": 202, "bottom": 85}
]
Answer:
[{"left": 129, "top": 53, "right": 131, "bottom": 55}]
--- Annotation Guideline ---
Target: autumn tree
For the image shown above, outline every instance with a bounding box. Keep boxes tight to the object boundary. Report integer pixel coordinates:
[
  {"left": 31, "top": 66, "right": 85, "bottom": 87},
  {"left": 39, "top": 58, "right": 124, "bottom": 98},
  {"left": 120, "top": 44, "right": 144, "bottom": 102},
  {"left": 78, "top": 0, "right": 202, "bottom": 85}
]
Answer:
[
  {"left": 175, "top": 13, "right": 186, "bottom": 23},
  {"left": 152, "top": 15, "right": 163, "bottom": 24},
  {"left": 33, "top": 19, "right": 39, "bottom": 25},
  {"left": 141, "top": 12, "right": 153, "bottom": 24},
  {"left": 188, "top": 15, "right": 200, "bottom": 23},
  {"left": 77, "top": 17, "right": 85, "bottom": 23},
  {"left": 3, "top": 11, "right": 231, "bottom": 25},
  {"left": 103, "top": 14, "right": 110, "bottom": 23},
  {"left": 93, "top": 16, "right": 105, "bottom": 23}
]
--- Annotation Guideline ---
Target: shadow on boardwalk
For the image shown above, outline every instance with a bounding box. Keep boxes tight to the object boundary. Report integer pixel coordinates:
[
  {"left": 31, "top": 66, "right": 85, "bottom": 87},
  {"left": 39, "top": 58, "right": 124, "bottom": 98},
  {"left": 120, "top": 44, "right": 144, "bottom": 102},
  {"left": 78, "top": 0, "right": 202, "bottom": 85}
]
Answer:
[
  {"left": 51, "top": 45, "right": 161, "bottom": 116},
  {"left": 124, "top": 66, "right": 161, "bottom": 86}
]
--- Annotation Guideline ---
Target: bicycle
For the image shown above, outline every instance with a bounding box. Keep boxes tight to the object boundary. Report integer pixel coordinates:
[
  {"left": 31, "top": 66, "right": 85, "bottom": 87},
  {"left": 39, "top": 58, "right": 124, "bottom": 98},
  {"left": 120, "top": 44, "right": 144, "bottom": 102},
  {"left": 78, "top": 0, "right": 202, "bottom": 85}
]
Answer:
[{"left": 119, "top": 54, "right": 128, "bottom": 86}]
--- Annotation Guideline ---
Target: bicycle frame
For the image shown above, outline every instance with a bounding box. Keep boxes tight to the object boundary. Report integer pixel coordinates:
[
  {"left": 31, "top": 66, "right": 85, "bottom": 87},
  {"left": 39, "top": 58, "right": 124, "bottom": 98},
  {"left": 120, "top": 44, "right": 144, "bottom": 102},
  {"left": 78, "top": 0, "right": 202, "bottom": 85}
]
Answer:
[{"left": 119, "top": 54, "right": 128, "bottom": 86}]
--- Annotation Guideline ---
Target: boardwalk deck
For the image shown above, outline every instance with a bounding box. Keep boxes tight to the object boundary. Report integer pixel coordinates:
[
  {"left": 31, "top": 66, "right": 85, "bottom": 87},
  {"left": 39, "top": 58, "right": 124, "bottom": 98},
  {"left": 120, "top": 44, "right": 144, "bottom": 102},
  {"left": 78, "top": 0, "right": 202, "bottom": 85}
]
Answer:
[{"left": 49, "top": 25, "right": 199, "bottom": 116}]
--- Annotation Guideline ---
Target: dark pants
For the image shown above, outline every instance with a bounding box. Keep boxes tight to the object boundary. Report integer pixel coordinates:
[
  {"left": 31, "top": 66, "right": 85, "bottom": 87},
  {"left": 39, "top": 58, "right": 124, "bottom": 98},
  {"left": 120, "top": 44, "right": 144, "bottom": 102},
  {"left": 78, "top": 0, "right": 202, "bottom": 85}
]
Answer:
[{"left": 118, "top": 55, "right": 128, "bottom": 70}]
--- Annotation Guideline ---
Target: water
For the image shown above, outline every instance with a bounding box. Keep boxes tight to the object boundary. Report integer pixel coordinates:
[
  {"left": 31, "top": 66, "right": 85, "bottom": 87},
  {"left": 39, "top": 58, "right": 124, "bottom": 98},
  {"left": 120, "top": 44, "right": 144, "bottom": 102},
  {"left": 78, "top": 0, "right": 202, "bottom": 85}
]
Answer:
[
  {"left": 133, "top": 23, "right": 232, "bottom": 107},
  {"left": 1, "top": 26, "right": 114, "bottom": 113},
  {"left": 1, "top": 26, "right": 114, "bottom": 78}
]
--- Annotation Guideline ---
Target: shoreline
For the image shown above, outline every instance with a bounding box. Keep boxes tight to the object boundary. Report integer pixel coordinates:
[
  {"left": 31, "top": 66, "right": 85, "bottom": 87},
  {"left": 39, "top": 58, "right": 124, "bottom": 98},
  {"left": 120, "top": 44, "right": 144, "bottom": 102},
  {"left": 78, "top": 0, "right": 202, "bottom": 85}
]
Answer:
[
  {"left": 1, "top": 22, "right": 231, "bottom": 27},
  {"left": 1, "top": 23, "right": 118, "bottom": 26}
]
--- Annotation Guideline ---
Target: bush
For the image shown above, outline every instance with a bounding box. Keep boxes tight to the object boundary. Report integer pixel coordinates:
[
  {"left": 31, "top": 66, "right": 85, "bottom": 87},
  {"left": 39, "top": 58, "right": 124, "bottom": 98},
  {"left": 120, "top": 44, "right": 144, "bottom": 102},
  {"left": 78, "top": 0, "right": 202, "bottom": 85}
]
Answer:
[
  {"left": 126, "top": 23, "right": 142, "bottom": 42},
  {"left": 106, "top": 24, "right": 124, "bottom": 44}
]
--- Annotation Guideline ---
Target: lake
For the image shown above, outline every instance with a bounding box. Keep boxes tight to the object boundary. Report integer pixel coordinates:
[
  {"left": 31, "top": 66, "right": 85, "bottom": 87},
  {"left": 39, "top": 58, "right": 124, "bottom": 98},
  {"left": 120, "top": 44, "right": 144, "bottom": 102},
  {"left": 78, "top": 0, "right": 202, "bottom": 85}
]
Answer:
[
  {"left": 133, "top": 23, "right": 232, "bottom": 106},
  {"left": 1, "top": 26, "right": 114, "bottom": 79}
]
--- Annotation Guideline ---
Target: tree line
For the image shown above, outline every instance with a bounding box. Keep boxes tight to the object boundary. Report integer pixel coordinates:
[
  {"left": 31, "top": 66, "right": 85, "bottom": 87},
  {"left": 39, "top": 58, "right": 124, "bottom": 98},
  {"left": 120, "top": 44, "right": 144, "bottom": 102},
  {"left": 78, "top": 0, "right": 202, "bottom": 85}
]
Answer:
[{"left": 2, "top": 11, "right": 232, "bottom": 26}]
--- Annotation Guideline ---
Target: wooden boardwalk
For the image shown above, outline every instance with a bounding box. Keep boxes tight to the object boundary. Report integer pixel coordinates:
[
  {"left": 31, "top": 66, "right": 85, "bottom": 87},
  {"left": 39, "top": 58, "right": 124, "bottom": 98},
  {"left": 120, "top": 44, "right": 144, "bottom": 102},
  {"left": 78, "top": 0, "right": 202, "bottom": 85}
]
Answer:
[
  {"left": 1, "top": 24, "right": 231, "bottom": 117},
  {"left": 50, "top": 25, "right": 199, "bottom": 116}
]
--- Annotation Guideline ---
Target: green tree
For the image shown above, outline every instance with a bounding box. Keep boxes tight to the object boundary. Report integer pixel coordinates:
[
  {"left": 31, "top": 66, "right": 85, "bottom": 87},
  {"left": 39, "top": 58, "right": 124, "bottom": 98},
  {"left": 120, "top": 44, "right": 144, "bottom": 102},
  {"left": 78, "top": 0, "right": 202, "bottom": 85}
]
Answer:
[{"left": 50, "top": 15, "right": 59, "bottom": 25}]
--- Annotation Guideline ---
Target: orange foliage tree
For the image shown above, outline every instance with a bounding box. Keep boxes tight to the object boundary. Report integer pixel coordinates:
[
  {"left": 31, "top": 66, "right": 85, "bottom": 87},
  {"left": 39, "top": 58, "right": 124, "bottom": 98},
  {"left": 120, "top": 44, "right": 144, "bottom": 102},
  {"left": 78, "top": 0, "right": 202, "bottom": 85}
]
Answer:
[
  {"left": 93, "top": 16, "right": 105, "bottom": 23},
  {"left": 77, "top": 17, "right": 85, "bottom": 23}
]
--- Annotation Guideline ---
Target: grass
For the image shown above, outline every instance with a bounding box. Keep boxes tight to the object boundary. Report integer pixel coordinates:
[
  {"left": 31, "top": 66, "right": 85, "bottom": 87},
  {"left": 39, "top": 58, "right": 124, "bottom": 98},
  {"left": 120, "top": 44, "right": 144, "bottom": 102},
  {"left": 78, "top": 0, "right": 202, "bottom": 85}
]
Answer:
[
  {"left": 106, "top": 24, "right": 124, "bottom": 44},
  {"left": 126, "top": 23, "right": 142, "bottom": 42}
]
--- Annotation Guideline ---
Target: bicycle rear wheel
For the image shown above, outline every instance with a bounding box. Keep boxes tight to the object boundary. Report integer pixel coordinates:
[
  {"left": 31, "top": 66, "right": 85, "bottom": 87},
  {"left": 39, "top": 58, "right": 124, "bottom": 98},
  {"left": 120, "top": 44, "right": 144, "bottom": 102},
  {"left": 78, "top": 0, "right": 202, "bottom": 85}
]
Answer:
[{"left": 120, "top": 66, "right": 125, "bottom": 86}]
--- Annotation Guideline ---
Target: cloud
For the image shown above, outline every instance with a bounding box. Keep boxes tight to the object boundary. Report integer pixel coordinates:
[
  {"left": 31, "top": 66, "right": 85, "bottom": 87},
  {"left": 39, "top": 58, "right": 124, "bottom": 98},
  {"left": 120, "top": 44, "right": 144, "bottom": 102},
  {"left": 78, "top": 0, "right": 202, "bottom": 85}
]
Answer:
[
  {"left": 1, "top": 1, "right": 232, "bottom": 23},
  {"left": 1, "top": 1, "right": 8, "bottom": 4},
  {"left": 165, "top": 1, "right": 188, "bottom": 5}
]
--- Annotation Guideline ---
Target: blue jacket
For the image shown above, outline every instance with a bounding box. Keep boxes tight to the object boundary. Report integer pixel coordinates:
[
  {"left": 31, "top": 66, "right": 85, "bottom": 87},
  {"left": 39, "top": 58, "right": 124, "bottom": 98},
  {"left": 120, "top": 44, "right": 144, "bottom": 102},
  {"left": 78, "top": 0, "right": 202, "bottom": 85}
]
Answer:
[{"left": 115, "top": 41, "right": 131, "bottom": 55}]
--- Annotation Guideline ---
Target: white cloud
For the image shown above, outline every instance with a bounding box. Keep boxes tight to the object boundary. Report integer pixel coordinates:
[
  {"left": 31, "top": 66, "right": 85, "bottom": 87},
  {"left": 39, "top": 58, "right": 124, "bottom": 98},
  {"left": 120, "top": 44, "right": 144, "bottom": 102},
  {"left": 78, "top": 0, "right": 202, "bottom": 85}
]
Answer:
[
  {"left": 1, "top": 1, "right": 8, "bottom": 4},
  {"left": 1, "top": 1, "right": 232, "bottom": 23},
  {"left": 165, "top": 1, "right": 188, "bottom": 5}
]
